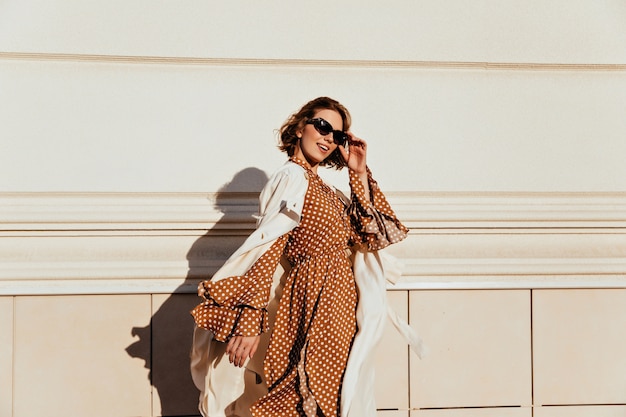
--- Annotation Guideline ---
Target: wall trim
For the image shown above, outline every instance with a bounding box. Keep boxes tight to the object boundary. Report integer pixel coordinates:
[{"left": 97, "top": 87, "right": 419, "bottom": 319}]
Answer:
[
  {"left": 2, "top": 52, "right": 626, "bottom": 72},
  {"left": 3, "top": 191, "right": 626, "bottom": 230},
  {"left": 2, "top": 192, "right": 625, "bottom": 294}
]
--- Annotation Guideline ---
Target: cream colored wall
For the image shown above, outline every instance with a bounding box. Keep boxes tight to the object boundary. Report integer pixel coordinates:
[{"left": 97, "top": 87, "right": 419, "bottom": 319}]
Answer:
[{"left": 1, "top": 1, "right": 626, "bottom": 416}]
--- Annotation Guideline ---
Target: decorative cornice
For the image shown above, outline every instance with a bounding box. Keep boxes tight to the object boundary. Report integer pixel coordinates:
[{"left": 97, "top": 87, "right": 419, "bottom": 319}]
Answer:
[
  {"left": 0, "top": 192, "right": 258, "bottom": 231},
  {"left": 1, "top": 192, "right": 625, "bottom": 294},
  {"left": 3, "top": 192, "right": 626, "bottom": 230},
  {"left": 1, "top": 51, "right": 626, "bottom": 72}
]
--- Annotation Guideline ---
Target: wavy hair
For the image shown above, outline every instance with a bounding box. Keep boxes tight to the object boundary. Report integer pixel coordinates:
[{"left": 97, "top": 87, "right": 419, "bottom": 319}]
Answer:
[{"left": 278, "top": 97, "right": 351, "bottom": 169}]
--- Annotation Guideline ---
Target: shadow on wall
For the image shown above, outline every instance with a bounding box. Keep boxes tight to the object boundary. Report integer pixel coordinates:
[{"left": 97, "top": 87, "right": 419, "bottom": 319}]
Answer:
[{"left": 126, "top": 167, "right": 269, "bottom": 417}]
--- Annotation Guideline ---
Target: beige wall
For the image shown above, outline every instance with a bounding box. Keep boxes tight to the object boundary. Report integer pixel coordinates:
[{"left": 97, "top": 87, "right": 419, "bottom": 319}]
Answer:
[{"left": 1, "top": 1, "right": 626, "bottom": 416}]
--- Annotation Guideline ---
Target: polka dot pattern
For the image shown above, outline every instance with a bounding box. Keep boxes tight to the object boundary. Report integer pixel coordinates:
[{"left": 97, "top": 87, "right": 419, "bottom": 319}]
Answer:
[
  {"left": 190, "top": 157, "right": 408, "bottom": 417},
  {"left": 191, "top": 234, "right": 289, "bottom": 340},
  {"left": 347, "top": 168, "right": 409, "bottom": 251}
]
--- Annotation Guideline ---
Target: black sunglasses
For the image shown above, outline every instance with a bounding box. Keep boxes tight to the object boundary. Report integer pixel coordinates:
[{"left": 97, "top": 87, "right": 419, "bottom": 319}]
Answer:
[{"left": 306, "top": 118, "right": 349, "bottom": 146}]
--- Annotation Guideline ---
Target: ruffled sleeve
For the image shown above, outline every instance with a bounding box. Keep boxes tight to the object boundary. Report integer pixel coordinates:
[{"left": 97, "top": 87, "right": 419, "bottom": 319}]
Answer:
[
  {"left": 190, "top": 160, "right": 308, "bottom": 341},
  {"left": 347, "top": 167, "right": 409, "bottom": 251},
  {"left": 191, "top": 233, "right": 289, "bottom": 342}
]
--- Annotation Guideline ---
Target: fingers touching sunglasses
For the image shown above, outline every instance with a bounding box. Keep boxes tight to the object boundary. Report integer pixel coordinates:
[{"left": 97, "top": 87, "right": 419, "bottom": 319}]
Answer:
[{"left": 306, "top": 118, "right": 349, "bottom": 146}]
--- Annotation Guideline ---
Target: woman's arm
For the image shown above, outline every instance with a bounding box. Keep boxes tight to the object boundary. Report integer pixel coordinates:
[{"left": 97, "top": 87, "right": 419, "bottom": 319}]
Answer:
[
  {"left": 340, "top": 135, "right": 409, "bottom": 251},
  {"left": 340, "top": 134, "right": 370, "bottom": 203},
  {"left": 192, "top": 162, "right": 308, "bottom": 367}
]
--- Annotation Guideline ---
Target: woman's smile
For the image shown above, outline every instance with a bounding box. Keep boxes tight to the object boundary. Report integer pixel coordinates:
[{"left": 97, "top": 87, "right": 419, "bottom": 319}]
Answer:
[{"left": 293, "top": 108, "right": 343, "bottom": 171}]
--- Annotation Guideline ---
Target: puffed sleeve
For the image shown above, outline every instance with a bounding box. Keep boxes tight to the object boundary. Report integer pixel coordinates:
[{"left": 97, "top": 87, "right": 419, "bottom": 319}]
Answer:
[
  {"left": 346, "top": 167, "right": 409, "bottom": 251},
  {"left": 191, "top": 233, "right": 289, "bottom": 341},
  {"left": 190, "top": 161, "right": 308, "bottom": 341}
]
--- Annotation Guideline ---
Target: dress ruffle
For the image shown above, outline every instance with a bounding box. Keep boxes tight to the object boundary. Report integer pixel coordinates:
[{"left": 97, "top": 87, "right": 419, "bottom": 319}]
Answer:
[
  {"left": 347, "top": 168, "right": 409, "bottom": 251},
  {"left": 191, "top": 300, "right": 269, "bottom": 341},
  {"left": 191, "top": 234, "right": 289, "bottom": 341}
]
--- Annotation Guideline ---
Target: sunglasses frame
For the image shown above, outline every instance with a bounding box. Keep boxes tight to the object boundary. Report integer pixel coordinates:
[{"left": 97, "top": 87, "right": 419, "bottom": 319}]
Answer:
[{"left": 305, "top": 118, "right": 349, "bottom": 146}]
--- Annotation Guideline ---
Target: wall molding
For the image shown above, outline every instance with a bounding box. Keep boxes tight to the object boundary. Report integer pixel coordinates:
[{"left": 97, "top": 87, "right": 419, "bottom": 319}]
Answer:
[
  {"left": 2, "top": 192, "right": 625, "bottom": 294},
  {"left": 2, "top": 51, "right": 626, "bottom": 72},
  {"left": 3, "top": 191, "right": 626, "bottom": 230}
]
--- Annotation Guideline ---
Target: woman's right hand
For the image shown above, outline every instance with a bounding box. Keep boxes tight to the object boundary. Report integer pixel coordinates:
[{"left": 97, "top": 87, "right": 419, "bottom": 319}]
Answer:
[{"left": 226, "top": 335, "right": 261, "bottom": 367}]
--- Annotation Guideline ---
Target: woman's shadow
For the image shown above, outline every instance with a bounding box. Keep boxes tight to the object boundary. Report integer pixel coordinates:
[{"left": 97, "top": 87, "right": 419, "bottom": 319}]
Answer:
[{"left": 126, "top": 167, "right": 268, "bottom": 417}]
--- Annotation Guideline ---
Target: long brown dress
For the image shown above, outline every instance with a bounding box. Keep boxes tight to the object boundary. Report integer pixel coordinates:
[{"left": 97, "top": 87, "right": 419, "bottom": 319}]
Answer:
[{"left": 192, "top": 157, "right": 408, "bottom": 417}]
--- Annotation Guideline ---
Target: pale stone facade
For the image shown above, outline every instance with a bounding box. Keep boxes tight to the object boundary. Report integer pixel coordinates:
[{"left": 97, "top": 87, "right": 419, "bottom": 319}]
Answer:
[{"left": 1, "top": 1, "right": 626, "bottom": 416}]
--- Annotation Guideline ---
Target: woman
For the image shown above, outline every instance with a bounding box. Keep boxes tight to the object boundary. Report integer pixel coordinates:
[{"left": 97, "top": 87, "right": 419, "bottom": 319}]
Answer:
[{"left": 191, "top": 97, "right": 413, "bottom": 417}]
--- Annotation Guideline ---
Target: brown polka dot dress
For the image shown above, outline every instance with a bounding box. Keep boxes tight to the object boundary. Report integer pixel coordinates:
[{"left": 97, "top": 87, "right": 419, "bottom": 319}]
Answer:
[{"left": 191, "top": 157, "right": 408, "bottom": 417}]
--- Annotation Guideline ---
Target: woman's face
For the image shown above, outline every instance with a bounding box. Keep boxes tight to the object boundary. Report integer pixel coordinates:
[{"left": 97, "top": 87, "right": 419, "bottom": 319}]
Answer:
[{"left": 294, "top": 108, "right": 344, "bottom": 171}]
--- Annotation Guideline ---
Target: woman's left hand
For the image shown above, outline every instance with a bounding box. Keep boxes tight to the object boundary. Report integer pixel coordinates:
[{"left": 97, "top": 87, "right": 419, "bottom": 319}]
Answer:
[
  {"left": 226, "top": 335, "right": 260, "bottom": 368},
  {"left": 339, "top": 132, "right": 367, "bottom": 175}
]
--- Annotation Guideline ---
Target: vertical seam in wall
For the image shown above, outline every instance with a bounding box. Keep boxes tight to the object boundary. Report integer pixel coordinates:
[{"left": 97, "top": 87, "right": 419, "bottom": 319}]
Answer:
[
  {"left": 11, "top": 296, "right": 15, "bottom": 417},
  {"left": 150, "top": 293, "right": 154, "bottom": 417},
  {"left": 530, "top": 289, "right": 534, "bottom": 416},
  {"left": 406, "top": 290, "right": 411, "bottom": 413}
]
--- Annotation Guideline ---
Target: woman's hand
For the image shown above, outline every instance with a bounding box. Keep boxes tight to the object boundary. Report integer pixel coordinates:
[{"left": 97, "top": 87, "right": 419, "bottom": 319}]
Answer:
[
  {"left": 226, "top": 335, "right": 260, "bottom": 367},
  {"left": 339, "top": 133, "right": 367, "bottom": 175},
  {"left": 339, "top": 133, "right": 370, "bottom": 200}
]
